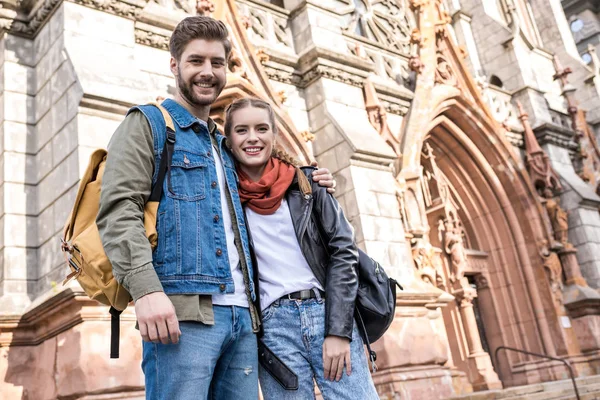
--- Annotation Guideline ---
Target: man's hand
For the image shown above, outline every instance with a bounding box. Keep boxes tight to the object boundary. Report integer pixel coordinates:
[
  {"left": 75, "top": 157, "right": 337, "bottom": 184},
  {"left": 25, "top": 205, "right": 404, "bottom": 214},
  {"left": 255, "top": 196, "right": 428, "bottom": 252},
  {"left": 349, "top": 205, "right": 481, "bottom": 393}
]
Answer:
[
  {"left": 311, "top": 163, "right": 337, "bottom": 194},
  {"left": 323, "top": 336, "right": 351, "bottom": 381},
  {"left": 135, "top": 291, "right": 181, "bottom": 345}
]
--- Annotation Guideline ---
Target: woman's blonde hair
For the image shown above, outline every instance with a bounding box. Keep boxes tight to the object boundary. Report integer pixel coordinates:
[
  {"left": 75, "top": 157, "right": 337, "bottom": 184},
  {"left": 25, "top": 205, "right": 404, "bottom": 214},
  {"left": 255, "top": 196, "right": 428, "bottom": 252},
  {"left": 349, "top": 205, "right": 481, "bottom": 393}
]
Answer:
[{"left": 224, "top": 97, "right": 312, "bottom": 195}]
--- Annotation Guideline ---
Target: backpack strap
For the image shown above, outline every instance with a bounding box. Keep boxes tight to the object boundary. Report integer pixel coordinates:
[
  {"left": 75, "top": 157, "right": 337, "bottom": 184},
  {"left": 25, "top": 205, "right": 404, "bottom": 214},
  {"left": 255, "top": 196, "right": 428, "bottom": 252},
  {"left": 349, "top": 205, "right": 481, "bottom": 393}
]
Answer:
[
  {"left": 146, "top": 102, "right": 176, "bottom": 202},
  {"left": 109, "top": 102, "right": 175, "bottom": 359}
]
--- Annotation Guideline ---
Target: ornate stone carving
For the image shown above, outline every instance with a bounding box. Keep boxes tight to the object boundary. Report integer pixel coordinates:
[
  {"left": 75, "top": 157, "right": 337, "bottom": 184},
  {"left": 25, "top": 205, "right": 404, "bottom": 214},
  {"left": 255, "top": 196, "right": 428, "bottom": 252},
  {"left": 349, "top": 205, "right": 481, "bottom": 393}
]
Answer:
[
  {"left": 276, "top": 89, "right": 287, "bottom": 104},
  {"left": 135, "top": 28, "right": 169, "bottom": 50},
  {"left": 363, "top": 77, "right": 402, "bottom": 155},
  {"left": 196, "top": 0, "right": 215, "bottom": 15},
  {"left": 540, "top": 242, "right": 564, "bottom": 305},
  {"left": 9, "top": 0, "right": 60, "bottom": 36},
  {"left": 553, "top": 56, "right": 600, "bottom": 186},
  {"left": 454, "top": 285, "right": 477, "bottom": 308},
  {"left": 72, "top": 0, "right": 143, "bottom": 18},
  {"left": 301, "top": 65, "right": 365, "bottom": 88},
  {"left": 475, "top": 274, "right": 489, "bottom": 290},
  {"left": 411, "top": 237, "right": 442, "bottom": 286},
  {"left": 300, "top": 130, "right": 316, "bottom": 143},
  {"left": 434, "top": 52, "right": 457, "bottom": 86},
  {"left": 263, "top": 66, "right": 298, "bottom": 85},
  {"left": 517, "top": 101, "right": 562, "bottom": 197},
  {"left": 241, "top": 3, "right": 293, "bottom": 50},
  {"left": 228, "top": 47, "right": 248, "bottom": 79},
  {"left": 256, "top": 49, "right": 270, "bottom": 64},
  {"left": 344, "top": 0, "right": 416, "bottom": 54},
  {"left": 440, "top": 217, "right": 468, "bottom": 283},
  {"left": 545, "top": 196, "right": 569, "bottom": 246}
]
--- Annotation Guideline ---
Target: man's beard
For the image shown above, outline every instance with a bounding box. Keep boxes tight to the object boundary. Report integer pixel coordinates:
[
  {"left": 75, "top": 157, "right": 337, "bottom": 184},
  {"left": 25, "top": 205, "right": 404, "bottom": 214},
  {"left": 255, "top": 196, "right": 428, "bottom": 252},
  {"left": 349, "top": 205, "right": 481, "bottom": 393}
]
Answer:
[{"left": 177, "top": 71, "right": 222, "bottom": 107}]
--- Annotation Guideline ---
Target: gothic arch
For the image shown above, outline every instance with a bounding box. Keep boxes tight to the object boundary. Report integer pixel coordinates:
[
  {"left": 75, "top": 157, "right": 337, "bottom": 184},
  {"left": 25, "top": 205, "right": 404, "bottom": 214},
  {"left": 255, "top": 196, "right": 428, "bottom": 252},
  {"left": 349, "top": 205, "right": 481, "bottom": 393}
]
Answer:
[
  {"left": 208, "top": 0, "right": 312, "bottom": 164},
  {"left": 422, "top": 112, "right": 563, "bottom": 385}
]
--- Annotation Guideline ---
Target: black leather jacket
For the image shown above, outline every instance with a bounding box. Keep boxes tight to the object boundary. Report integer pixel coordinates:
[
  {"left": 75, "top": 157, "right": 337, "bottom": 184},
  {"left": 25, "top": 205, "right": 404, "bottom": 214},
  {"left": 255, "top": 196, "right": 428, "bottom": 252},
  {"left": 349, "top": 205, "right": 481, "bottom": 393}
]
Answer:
[{"left": 250, "top": 167, "right": 359, "bottom": 340}]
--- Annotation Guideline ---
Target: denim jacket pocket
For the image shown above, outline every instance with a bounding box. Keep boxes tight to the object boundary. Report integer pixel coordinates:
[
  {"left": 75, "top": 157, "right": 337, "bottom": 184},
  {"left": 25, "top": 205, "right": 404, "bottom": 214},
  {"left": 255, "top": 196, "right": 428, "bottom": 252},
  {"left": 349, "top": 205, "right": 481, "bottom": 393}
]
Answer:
[{"left": 167, "top": 150, "right": 208, "bottom": 201}]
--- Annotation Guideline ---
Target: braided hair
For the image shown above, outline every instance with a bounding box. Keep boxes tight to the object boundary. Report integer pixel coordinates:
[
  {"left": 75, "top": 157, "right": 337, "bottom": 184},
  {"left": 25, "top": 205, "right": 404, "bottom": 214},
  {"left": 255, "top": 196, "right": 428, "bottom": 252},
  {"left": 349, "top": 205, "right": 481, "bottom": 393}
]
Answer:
[{"left": 224, "top": 97, "right": 312, "bottom": 196}]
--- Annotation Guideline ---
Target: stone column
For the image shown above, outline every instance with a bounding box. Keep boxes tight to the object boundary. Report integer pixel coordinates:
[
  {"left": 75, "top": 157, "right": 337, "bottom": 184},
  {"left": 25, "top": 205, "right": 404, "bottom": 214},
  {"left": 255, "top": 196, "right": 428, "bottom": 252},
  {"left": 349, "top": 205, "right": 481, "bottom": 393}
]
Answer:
[{"left": 453, "top": 280, "right": 502, "bottom": 390}]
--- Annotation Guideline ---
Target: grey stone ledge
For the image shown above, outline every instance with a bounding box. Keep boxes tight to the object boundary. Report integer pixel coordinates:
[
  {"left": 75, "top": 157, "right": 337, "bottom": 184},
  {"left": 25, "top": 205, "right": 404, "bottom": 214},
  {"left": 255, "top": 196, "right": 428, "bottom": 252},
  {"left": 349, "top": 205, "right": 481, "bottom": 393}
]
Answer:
[{"left": 533, "top": 123, "right": 578, "bottom": 151}]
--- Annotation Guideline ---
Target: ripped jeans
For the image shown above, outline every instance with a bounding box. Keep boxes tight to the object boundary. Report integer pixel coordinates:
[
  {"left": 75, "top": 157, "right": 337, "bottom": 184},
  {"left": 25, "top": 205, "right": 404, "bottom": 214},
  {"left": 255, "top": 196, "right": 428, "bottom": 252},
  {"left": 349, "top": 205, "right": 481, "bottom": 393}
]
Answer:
[{"left": 142, "top": 305, "right": 258, "bottom": 400}]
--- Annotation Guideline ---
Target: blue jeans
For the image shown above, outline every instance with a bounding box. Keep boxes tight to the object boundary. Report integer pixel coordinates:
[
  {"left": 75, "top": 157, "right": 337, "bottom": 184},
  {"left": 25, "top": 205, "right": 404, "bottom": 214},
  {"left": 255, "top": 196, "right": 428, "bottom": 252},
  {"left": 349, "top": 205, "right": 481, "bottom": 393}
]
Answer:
[
  {"left": 142, "top": 305, "right": 258, "bottom": 400},
  {"left": 258, "top": 297, "right": 379, "bottom": 400}
]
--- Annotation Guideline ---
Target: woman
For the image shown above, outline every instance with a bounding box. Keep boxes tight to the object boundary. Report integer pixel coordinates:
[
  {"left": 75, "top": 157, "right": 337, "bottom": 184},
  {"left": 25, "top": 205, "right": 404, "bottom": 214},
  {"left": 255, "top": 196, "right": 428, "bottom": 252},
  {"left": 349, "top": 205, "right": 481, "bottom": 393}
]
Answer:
[{"left": 223, "top": 97, "right": 379, "bottom": 399}]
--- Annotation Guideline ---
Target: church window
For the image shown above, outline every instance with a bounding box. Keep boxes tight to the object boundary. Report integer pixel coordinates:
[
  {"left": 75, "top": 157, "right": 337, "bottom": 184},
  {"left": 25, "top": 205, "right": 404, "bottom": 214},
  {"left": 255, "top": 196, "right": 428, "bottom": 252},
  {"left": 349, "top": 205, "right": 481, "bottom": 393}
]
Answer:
[
  {"left": 582, "top": 52, "right": 592, "bottom": 64},
  {"left": 570, "top": 18, "right": 584, "bottom": 33},
  {"left": 490, "top": 75, "right": 504, "bottom": 88}
]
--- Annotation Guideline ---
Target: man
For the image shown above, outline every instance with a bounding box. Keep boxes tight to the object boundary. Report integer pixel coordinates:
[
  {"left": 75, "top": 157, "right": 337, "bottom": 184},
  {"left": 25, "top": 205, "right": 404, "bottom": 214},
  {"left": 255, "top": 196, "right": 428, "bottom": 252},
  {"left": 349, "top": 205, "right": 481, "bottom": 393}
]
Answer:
[{"left": 97, "top": 16, "right": 334, "bottom": 400}]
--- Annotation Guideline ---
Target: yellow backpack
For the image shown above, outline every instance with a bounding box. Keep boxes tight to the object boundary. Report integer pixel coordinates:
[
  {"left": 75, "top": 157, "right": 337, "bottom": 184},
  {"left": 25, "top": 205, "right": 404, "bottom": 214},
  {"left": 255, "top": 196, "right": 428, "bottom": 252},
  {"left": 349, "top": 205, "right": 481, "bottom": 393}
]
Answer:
[{"left": 60, "top": 103, "right": 175, "bottom": 358}]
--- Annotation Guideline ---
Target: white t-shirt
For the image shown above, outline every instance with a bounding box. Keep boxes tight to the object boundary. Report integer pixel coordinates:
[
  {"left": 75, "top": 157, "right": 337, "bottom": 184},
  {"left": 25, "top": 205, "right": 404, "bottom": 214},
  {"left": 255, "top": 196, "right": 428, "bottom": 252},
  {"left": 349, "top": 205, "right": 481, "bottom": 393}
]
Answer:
[
  {"left": 245, "top": 199, "right": 323, "bottom": 310},
  {"left": 210, "top": 143, "right": 248, "bottom": 307}
]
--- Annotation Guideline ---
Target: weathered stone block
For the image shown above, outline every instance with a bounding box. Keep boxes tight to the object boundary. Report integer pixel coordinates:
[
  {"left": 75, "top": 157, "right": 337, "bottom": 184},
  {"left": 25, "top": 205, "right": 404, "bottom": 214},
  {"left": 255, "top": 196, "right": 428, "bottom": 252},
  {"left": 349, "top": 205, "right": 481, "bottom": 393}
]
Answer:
[
  {"left": 38, "top": 205, "right": 55, "bottom": 247},
  {"left": 33, "top": 24, "right": 52, "bottom": 66},
  {"left": 4, "top": 62, "right": 35, "bottom": 95},
  {"left": 3, "top": 121, "right": 35, "bottom": 154},
  {"left": 3, "top": 247, "right": 37, "bottom": 280},
  {"left": 134, "top": 44, "right": 174, "bottom": 78},
  {"left": 53, "top": 185, "right": 77, "bottom": 233},
  {"left": 64, "top": 2, "right": 135, "bottom": 47},
  {"left": 37, "top": 151, "right": 79, "bottom": 214},
  {"left": 52, "top": 118, "right": 77, "bottom": 167},
  {"left": 37, "top": 234, "right": 64, "bottom": 279},
  {"left": 35, "top": 80, "right": 53, "bottom": 123},
  {"left": 0, "top": 338, "right": 58, "bottom": 400},
  {"left": 50, "top": 61, "right": 76, "bottom": 104},
  {"left": 66, "top": 82, "right": 83, "bottom": 121},
  {"left": 56, "top": 321, "right": 144, "bottom": 398},
  {"left": 50, "top": 4, "right": 65, "bottom": 44},
  {"left": 36, "top": 141, "right": 54, "bottom": 183},
  {"left": 312, "top": 122, "right": 345, "bottom": 156},
  {"left": 77, "top": 113, "right": 121, "bottom": 149},
  {"left": 51, "top": 94, "right": 69, "bottom": 141},
  {"left": 303, "top": 80, "right": 325, "bottom": 111},
  {"left": 314, "top": 143, "right": 338, "bottom": 173},
  {"left": 4, "top": 35, "right": 34, "bottom": 67},
  {"left": 35, "top": 36, "right": 67, "bottom": 92},
  {"left": 3, "top": 182, "right": 36, "bottom": 215},
  {"left": 3, "top": 214, "right": 36, "bottom": 247},
  {"left": 4, "top": 151, "right": 36, "bottom": 185},
  {"left": 4, "top": 92, "right": 34, "bottom": 124}
]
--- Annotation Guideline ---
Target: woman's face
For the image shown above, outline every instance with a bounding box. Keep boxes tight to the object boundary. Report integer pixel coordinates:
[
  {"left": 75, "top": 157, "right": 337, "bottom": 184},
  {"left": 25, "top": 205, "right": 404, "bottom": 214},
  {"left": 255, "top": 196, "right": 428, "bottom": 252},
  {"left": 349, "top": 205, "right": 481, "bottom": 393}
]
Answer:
[{"left": 229, "top": 106, "right": 275, "bottom": 180}]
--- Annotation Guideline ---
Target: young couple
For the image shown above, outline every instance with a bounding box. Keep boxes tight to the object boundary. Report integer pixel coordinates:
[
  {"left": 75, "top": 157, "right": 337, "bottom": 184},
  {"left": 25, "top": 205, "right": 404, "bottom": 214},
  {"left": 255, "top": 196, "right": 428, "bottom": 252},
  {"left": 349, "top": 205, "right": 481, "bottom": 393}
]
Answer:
[{"left": 97, "top": 15, "right": 379, "bottom": 400}]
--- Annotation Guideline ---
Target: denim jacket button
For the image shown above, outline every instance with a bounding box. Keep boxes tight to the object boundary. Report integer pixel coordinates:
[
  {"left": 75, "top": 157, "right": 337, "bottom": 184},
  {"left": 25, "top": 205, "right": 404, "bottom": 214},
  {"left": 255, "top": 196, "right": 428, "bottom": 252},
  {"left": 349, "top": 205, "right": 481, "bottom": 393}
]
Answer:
[
  {"left": 192, "top": 124, "right": 201, "bottom": 133},
  {"left": 214, "top": 215, "right": 219, "bottom": 222},
  {"left": 219, "top": 284, "right": 226, "bottom": 291},
  {"left": 216, "top": 248, "right": 222, "bottom": 256},
  {"left": 211, "top": 181, "right": 217, "bottom": 188}
]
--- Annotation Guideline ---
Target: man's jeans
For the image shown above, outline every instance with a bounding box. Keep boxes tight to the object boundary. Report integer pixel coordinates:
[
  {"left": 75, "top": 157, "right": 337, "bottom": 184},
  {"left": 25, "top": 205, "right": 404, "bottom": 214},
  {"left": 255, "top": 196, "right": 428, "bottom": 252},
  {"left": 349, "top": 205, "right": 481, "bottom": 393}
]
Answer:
[
  {"left": 258, "top": 297, "right": 380, "bottom": 400},
  {"left": 142, "top": 305, "right": 258, "bottom": 400}
]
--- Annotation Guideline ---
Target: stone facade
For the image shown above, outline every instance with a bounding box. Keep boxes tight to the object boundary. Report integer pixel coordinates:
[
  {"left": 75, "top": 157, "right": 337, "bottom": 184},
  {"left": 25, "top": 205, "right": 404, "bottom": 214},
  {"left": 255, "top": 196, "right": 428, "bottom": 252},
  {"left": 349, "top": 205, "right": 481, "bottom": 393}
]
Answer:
[{"left": 0, "top": 0, "right": 599, "bottom": 399}]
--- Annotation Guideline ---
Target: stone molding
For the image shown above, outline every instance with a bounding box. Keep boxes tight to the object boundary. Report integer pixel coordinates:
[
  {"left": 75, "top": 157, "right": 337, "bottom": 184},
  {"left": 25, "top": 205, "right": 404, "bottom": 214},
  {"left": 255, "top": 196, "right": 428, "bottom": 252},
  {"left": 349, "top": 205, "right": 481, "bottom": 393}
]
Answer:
[
  {"left": 0, "top": 288, "right": 134, "bottom": 347},
  {"left": 533, "top": 123, "right": 579, "bottom": 152},
  {"left": 8, "top": 0, "right": 145, "bottom": 37},
  {"left": 8, "top": 0, "right": 61, "bottom": 37},
  {"left": 135, "top": 22, "right": 170, "bottom": 50}
]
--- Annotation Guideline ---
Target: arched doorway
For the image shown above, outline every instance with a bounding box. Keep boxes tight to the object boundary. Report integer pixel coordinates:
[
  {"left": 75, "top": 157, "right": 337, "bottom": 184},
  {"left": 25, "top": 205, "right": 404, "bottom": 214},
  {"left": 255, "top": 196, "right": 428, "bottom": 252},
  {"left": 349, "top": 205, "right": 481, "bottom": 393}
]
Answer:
[{"left": 413, "top": 105, "right": 566, "bottom": 388}]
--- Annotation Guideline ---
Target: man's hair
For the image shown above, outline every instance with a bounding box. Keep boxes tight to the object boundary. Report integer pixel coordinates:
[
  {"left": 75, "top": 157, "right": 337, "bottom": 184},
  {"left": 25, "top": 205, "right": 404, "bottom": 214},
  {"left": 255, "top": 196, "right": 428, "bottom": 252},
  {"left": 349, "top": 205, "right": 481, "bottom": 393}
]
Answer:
[{"left": 169, "top": 16, "right": 232, "bottom": 61}]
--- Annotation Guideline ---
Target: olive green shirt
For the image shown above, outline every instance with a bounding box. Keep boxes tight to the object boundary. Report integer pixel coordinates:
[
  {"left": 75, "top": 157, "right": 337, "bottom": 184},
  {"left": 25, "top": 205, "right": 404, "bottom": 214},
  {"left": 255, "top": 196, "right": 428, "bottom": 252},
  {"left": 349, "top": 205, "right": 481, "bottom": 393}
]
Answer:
[{"left": 97, "top": 111, "right": 213, "bottom": 324}]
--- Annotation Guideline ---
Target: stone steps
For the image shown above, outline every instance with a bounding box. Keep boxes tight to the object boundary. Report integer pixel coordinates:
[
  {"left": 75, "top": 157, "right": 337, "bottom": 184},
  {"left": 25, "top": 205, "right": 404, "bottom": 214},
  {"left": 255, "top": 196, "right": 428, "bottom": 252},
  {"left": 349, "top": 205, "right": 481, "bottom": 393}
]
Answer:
[{"left": 450, "top": 375, "right": 600, "bottom": 400}]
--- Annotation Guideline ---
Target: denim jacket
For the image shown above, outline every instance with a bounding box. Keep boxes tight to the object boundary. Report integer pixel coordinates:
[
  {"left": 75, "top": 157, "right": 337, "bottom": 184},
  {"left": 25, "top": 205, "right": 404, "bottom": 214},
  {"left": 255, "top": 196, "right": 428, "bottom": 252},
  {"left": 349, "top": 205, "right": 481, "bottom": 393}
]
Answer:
[{"left": 131, "top": 99, "right": 256, "bottom": 300}]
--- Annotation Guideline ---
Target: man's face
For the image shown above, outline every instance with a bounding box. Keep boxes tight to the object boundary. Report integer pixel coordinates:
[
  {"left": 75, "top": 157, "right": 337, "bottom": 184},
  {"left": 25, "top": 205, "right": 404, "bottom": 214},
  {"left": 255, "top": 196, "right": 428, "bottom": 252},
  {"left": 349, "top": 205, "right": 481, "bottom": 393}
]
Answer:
[{"left": 171, "top": 39, "right": 227, "bottom": 107}]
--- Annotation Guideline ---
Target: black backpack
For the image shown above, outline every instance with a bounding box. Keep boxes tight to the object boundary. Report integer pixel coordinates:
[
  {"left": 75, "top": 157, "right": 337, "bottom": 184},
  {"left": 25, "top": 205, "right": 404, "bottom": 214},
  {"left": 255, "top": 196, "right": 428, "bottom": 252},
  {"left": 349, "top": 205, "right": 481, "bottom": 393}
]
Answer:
[{"left": 355, "top": 249, "right": 403, "bottom": 372}]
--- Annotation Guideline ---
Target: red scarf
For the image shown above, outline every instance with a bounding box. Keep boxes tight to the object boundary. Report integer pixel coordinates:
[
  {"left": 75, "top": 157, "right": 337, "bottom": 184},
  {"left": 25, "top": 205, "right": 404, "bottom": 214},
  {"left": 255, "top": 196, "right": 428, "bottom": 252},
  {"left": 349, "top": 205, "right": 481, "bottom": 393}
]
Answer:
[{"left": 237, "top": 158, "right": 296, "bottom": 215}]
